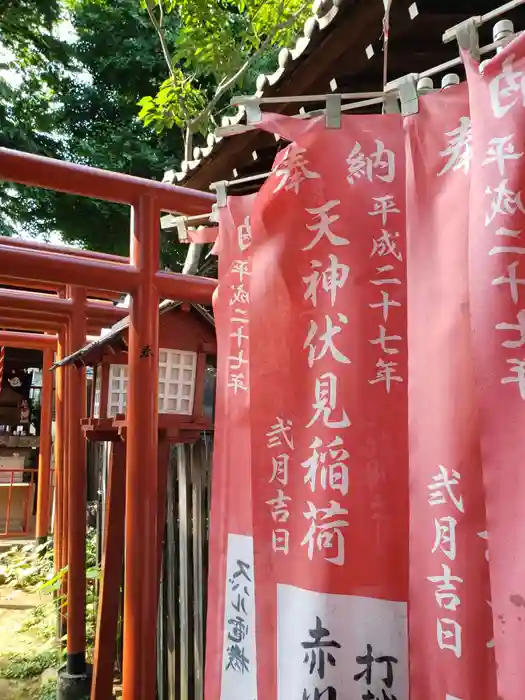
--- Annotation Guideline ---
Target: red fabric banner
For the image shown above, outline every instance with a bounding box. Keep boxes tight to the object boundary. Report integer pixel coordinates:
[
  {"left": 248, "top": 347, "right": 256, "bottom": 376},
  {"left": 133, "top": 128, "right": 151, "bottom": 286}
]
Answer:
[
  {"left": 464, "top": 33, "right": 525, "bottom": 700},
  {"left": 406, "top": 82, "right": 495, "bottom": 700},
  {"left": 248, "top": 113, "right": 409, "bottom": 700},
  {"left": 205, "top": 194, "right": 257, "bottom": 700}
]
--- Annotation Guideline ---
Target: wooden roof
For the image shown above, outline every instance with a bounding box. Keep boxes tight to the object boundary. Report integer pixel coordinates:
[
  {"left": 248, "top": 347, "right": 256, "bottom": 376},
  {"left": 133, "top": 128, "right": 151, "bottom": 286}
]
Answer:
[
  {"left": 164, "top": 0, "right": 525, "bottom": 195},
  {"left": 55, "top": 300, "right": 215, "bottom": 368}
]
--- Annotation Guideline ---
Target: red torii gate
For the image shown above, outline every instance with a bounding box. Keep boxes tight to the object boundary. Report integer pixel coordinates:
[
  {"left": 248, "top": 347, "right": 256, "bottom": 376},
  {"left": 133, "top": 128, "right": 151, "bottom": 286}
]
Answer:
[
  {"left": 0, "top": 146, "right": 216, "bottom": 700},
  {"left": 0, "top": 277, "right": 128, "bottom": 582},
  {"left": 0, "top": 329, "right": 56, "bottom": 541}
]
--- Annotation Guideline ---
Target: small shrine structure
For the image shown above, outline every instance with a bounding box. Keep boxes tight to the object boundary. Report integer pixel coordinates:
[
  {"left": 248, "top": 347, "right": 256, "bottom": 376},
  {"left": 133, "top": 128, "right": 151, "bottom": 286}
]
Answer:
[
  {"left": 0, "top": 346, "right": 43, "bottom": 537},
  {"left": 57, "top": 300, "right": 216, "bottom": 442}
]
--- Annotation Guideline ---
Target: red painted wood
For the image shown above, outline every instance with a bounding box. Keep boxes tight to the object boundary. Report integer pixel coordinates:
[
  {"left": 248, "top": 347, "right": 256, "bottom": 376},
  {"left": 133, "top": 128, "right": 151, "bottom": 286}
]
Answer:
[
  {"left": 0, "top": 147, "right": 214, "bottom": 213},
  {"left": 91, "top": 440, "right": 126, "bottom": 700},
  {"left": 36, "top": 348, "right": 54, "bottom": 539},
  {"left": 66, "top": 287, "right": 87, "bottom": 668}
]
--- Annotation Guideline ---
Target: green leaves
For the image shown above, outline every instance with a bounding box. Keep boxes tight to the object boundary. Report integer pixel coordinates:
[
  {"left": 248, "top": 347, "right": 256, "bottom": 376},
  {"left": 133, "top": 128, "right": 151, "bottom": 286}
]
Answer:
[
  {"left": 138, "top": 72, "right": 207, "bottom": 133},
  {"left": 0, "top": 650, "right": 59, "bottom": 680},
  {"left": 1, "top": 0, "right": 187, "bottom": 264},
  {"left": 138, "top": 0, "right": 312, "bottom": 137}
]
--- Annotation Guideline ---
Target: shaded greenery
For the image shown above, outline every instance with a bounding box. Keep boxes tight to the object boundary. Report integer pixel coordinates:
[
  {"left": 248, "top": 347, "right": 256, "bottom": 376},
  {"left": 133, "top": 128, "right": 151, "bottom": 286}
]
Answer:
[
  {"left": 1, "top": 0, "right": 311, "bottom": 263},
  {"left": 0, "top": 0, "right": 186, "bottom": 267},
  {"left": 39, "top": 680, "right": 58, "bottom": 700},
  {"left": 0, "top": 0, "right": 64, "bottom": 59},
  {"left": 0, "top": 531, "right": 100, "bottom": 651},
  {"left": 0, "top": 541, "right": 54, "bottom": 590},
  {"left": 0, "top": 651, "right": 58, "bottom": 680},
  {"left": 138, "top": 0, "right": 311, "bottom": 151}
]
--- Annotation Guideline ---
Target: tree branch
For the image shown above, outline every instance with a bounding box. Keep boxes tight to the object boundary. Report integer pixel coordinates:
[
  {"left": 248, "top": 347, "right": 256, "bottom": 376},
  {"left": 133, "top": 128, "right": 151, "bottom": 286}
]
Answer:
[
  {"left": 187, "top": 0, "right": 306, "bottom": 135},
  {"left": 144, "top": 0, "right": 176, "bottom": 81},
  {"left": 144, "top": 0, "right": 191, "bottom": 156}
]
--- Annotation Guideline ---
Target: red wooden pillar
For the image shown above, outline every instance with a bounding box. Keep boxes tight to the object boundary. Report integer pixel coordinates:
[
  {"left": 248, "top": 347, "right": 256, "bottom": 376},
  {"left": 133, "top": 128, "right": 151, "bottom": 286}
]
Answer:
[
  {"left": 99, "top": 362, "right": 109, "bottom": 419},
  {"left": 122, "top": 196, "right": 160, "bottom": 700},
  {"left": 193, "top": 352, "right": 207, "bottom": 420},
  {"left": 36, "top": 347, "right": 54, "bottom": 542},
  {"left": 66, "top": 286, "right": 88, "bottom": 675},
  {"left": 54, "top": 330, "right": 68, "bottom": 643},
  {"left": 54, "top": 334, "right": 65, "bottom": 571},
  {"left": 91, "top": 440, "right": 126, "bottom": 700},
  {"left": 61, "top": 327, "right": 70, "bottom": 577},
  {"left": 156, "top": 437, "right": 170, "bottom": 597}
]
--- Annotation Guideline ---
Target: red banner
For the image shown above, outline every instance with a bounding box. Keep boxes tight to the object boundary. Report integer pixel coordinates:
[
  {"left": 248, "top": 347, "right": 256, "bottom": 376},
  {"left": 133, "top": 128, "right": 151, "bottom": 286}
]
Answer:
[
  {"left": 464, "top": 33, "right": 525, "bottom": 700},
  {"left": 248, "top": 113, "right": 409, "bottom": 700},
  {"left": 205, "top": 194, "right": 257, "bottom": 700},
  {"left": 406, "top": 82, "right": 495, "bottom": 700}
]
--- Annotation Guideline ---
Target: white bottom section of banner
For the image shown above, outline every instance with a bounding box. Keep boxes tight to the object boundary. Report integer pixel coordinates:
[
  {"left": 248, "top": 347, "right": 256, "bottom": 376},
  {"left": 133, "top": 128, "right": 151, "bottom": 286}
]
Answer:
[
  {"left": 277, "top": 584, "right": 408, "bottom": 700},
  {"left": 220, "top": 534, "right": 257, "bottom": 700}
]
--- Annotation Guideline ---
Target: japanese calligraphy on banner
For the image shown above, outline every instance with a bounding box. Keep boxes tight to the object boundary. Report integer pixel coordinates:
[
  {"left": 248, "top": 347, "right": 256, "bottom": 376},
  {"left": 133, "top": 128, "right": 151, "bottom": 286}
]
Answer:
[
  {"left": 247, "top": 113, "right": 409, "bottom": 700},
  {"left": 205, "top": 195, "right": 257, "bottom": 700},
  {"left": 464, "top": 33, "right": 525, "bottom": 700},
  {"left": 406, "top": 82, "right": 495, "bottom": 700}
]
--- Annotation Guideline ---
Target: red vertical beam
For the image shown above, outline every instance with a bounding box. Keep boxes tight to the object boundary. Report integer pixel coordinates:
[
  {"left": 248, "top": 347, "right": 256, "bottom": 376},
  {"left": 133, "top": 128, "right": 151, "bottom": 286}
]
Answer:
[
  {"left": 60, "top": 324, "right": 70, "bottom": 642},
  {"left": 4, "top": 471, "right": 14, "bottom": 535},
  {"left": 122, "top": 196, "right": 160, "bottom": 700},
  {"left": 54, "top": 332, "right": 64, "bottom": 572},
  {"left": 36, "top": 347, "right": 54, "bottom": 542},
  {"left": 99, "top": 363, "right": 109, "bottom": 419},
  {"left": 192, "top": 352, "right": 207, "bottom": 420},
  {"left": 66, "top": 287, "right": 88, "bottom": 675},
  {"left": 156, "top": 437, "right": 170, "bottom": 597},
  {"left": 60, "top": 329, "right": 69, "bottom": 578},
  {"left": 91, "top": 440, "right": 126, "bottom": 700}
]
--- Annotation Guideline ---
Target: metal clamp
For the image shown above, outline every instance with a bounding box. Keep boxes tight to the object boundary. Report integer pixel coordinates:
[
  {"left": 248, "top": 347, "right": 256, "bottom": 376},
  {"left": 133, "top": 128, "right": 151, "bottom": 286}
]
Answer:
[
  {"left": 210, "top": 180, "right": 228, "bottom": 208},
  {"left": 244, "top": 100, "right": 262, "bottom": 125},
  {"left": 174, "top": 217, "right": 189, "bottom": 243},
  {"left": 443, "top": 17, "right": 480, "bottom": 60},
  {"left": 325, "top": 94, "right": 342, "bottom": 128},
  {"left": 384, "top": 74, "right": 418, "bottom": 115},
  {"left": 209, "top": 203, "right": 219, "bottom": 223}
]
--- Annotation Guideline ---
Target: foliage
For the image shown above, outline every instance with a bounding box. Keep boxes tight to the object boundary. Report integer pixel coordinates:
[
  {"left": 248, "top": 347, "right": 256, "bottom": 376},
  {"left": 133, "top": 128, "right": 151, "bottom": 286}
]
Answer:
[
  {"left": 139, "top": 72, "right": 207, "bottom": 135},
  {"left": 0, "top": 529, "right": 100, "bottom": 651},
  {"left": 138, "top": 0, "right": 312, "bottom": 149},
  {"left": 0, "top": 650, "right": 58, "bottom": 680},
  {"left": 39, "top": 680, "right": 59, "bottom": 700},
  {"left": 0, "top": 0, "right": 64, "bottom": 60},
  {"left": 0, "top": 541, "right": 54, "bottom": 590},
  {"left": 0, "top": 0, "right": 187, "bottom": 267}
]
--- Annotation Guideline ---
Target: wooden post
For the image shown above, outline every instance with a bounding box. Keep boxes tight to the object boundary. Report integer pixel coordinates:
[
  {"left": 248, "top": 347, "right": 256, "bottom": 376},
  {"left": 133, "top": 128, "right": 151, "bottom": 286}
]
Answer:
[
  {"left": 54, "top": 333, "right": 65, "bottom": 571},
  {"left": 122, "top": 195, "right": 160, "bottom": 700},
  {"left": 91, "top": 440, "right": 126, "bottom": 700},
  {"left": 66, "top": 286, "right": 87, "bottom": 675},
  {"left": 99, "top": 362, "right": 110, "bottom": 419},
  {"left": 36, "top": 347, "right": 54, "bottom": 542},
  {"left": 157, "top": 437, "right": 170, "bottom": 600}
]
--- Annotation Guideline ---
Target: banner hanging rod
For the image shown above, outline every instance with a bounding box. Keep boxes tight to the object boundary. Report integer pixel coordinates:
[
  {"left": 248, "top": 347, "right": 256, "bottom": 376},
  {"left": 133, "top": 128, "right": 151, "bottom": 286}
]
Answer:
[
  {"left": 231, "top": 91, "right": 389, "bottom": 107},
  {"left": 442, "top": 0, "right": 525, "bottom": 43},
  {"left": 210, "top": 12, "right": 520, "bottom": 196},
  {"left": 217, "top": 17, "right": 517, "bottom": 142},
  {"left": 422, "top": 30, "right": 519, "bottom": 79},
  {"left": 216, "top": 95, "right": 388, "bottom": 138}
]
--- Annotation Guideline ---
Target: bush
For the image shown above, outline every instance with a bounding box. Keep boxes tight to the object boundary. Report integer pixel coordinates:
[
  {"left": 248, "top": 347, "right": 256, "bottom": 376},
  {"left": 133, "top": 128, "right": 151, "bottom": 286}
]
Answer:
[
  {"left": 39, "top": 680, "right": 58, "bottom": 700},
  {"left": 0, "top": 541, "right": 54, "bottom": 590},
  {"left": 0, "top": 650, "right": 58, "bottom": 680}
]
